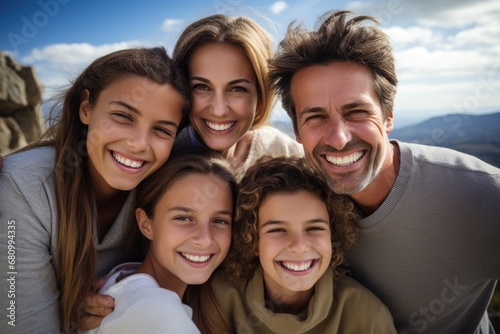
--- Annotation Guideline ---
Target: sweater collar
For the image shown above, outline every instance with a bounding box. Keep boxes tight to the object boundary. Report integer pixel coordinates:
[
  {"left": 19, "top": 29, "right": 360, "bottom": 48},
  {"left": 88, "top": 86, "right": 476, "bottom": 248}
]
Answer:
[{"left": 245, "top": 266, "right": 334, "bottom": 333}]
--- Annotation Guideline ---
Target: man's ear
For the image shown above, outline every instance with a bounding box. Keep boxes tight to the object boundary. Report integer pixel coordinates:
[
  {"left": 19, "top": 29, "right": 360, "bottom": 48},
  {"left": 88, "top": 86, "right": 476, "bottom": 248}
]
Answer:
[
  {"left": 79, "top": 89, "right": 91, "bottom": 125},
  {"left": 136, "top": 208, "right": 153, "bottom": 240},
  {"left": 385, "top": 111, "right": 394, "bottom": 134}
]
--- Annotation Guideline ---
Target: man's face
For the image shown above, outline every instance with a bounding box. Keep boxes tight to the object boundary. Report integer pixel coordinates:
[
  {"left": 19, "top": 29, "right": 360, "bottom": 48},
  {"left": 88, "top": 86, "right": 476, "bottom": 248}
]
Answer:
[{"left": 291, "top": 62, "right": 394, "bottom": 195}]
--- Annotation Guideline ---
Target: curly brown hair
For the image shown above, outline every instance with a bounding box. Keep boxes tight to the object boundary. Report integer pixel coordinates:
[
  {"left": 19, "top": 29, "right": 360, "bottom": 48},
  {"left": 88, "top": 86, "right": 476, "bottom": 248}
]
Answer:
[{"left": 222, "top": 156, "right": 358, "bottom": 283}]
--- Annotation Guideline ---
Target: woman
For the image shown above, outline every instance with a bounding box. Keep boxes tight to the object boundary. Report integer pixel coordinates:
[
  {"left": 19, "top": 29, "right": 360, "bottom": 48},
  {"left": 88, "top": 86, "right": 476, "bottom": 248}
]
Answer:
[{"left": 173, "top": 14, "right": 303, "bottom": 180}]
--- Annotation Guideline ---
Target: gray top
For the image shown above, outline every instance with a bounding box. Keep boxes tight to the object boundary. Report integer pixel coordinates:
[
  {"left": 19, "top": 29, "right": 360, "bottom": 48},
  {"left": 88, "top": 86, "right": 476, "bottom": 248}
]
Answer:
[
  {"left": 0, "top": 146, "right": 136, "bottom": 333},
  {"left": 347, "top": 140, "right": 500, "bottom": 334}
]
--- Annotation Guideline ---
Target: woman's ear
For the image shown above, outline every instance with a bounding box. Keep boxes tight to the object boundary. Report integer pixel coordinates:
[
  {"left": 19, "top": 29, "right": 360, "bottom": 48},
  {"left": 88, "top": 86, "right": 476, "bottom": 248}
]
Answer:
[
  {"left": 136, "top": 208, "right": 153, "bottom": 240},
  {"left": 79, "top": 89, "right": 91, "bottom": 125}
]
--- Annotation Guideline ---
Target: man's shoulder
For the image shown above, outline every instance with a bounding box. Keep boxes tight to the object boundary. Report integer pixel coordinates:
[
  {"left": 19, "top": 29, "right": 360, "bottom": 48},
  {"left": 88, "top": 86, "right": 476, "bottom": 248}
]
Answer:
[{"left": 398, "top": 140, "right": 499, "bottom": 174}]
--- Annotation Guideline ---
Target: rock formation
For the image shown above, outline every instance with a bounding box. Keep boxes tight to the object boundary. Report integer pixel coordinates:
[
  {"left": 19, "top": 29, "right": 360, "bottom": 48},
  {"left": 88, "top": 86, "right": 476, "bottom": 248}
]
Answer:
[{"left": 0, "top": 51, "right": 45, "bottom": 155}]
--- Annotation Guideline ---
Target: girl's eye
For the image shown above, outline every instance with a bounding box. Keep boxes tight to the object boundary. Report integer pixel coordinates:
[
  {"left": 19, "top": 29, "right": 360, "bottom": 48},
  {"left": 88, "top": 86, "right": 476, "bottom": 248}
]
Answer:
[
  {"left": 175, "top": 216, "right": 192, "bottom": 222},
  {"left": 267, "top": 228, "right": 285, "bottom": 233},
  {"left": 154, "top": 127, "right": 173, "bottom": 138},
  {"left": 112, "top": 112, "right": 132, "bottom": 121}
]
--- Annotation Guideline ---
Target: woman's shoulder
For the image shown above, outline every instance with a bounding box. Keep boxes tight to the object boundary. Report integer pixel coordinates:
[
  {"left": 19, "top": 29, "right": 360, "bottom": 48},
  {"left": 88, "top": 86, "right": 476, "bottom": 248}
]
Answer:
[
  {"left": 252, "top": 125, "right": 303, "bottom": 155},
  {"left": 4, "top": 146, "right": 55, "bottom": 176}
]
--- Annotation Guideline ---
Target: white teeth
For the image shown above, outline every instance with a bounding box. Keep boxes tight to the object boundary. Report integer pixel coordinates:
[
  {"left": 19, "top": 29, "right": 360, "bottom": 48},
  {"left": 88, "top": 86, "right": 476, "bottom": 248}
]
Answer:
[
  {"left": 205, "top": 121, "right": 235, "bottom": 131},
  {"left": 181, "top": 253, "right": 211, "bottom": 263},
  {"left": 113, "top": 152, "right": 144, "bottom": 169},
  {"left": 281, "top": 260, "right": 313, "bottom": 272},
  {"left": 325, "top": 151, "right": 363, "bottom": 167}
]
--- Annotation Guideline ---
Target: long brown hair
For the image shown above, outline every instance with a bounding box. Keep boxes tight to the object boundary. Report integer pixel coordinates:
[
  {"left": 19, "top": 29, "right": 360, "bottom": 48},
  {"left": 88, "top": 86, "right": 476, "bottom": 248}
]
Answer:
[
  {"left": 130, "top": 151, "right": 236, "bottom": 334},
  {"left": 173, "top": 14, "right": 274, "bottom": 129},
  {"left": 51, "top": 47, "right": 190, "bottom": 332}
]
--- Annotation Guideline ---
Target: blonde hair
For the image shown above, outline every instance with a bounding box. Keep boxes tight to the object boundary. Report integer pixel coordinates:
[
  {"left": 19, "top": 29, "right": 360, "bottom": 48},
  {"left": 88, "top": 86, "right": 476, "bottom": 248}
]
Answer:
[{"left": 173, "top": 14, "right": 274, "bottom": 129}]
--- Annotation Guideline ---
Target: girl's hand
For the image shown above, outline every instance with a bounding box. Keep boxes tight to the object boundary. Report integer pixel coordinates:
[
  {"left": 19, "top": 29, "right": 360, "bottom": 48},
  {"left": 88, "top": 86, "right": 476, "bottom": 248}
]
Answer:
[{"left": 78, "top": 278, "right": 115, "bottom": 330}]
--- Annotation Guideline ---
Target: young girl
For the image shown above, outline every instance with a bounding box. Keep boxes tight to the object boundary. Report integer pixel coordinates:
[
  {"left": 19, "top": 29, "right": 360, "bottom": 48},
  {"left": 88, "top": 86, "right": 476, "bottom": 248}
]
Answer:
[
  {"left": 0, "top": 47, "right": 190, "bottom": 333},
  {"left": 172, "top": 14, "right": 303, "bottom": 180},
  {"left": 212, "top": 156, "right": 397, "bottom": 333},
  {"left": 87, "top": 153, "right": 236, "bottom": 333}
]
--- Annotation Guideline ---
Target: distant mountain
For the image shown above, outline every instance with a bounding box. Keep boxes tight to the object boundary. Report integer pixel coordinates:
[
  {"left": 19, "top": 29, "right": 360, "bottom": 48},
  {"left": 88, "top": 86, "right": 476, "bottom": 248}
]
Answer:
[
  {"left": 390, "top": 111, "right": 500, "bottom": 167},
  {"left": 271, "top": 120, "right": 296, "bottom": 138},
  {"left": 271, "top": 112, "right": 500, "bottom": 168}
]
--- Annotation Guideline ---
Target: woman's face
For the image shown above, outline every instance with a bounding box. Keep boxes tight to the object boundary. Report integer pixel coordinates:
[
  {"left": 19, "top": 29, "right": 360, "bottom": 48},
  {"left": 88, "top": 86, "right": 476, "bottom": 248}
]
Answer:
[{"left": 188, "top": 43, "right": 259, "bottom": 153}]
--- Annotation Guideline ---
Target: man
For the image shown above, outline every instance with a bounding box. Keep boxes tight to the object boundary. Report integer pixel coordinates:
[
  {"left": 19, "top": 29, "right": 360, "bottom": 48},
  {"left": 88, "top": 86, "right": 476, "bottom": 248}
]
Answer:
[{"left": 268, "top": 10, "right": 500, "bottom": 334}]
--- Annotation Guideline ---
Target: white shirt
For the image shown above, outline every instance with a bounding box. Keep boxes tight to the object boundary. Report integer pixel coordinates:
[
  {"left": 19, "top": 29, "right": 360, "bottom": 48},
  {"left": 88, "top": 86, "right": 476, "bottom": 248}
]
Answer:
[{"left": 85, "top": 263, "right": 200, "bottom": 334}]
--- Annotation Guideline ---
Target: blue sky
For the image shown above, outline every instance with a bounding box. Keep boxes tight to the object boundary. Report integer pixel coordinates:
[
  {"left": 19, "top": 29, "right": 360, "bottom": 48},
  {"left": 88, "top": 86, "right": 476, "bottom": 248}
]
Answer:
[{"left": 1, "top": 0, "right": 499, "bottom": 127}]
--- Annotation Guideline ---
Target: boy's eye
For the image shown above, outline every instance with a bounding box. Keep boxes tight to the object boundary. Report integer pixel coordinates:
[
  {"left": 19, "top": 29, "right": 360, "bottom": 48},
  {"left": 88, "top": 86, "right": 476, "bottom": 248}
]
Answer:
[
  {"left": 213, "top": 218, "right": 231, "bottom": 226},
  {"left": 307, "top": 226, "right": 326, "bottom": 232},
  {"left": 267, "top": 228, "right": 285, "bottom": 233}
]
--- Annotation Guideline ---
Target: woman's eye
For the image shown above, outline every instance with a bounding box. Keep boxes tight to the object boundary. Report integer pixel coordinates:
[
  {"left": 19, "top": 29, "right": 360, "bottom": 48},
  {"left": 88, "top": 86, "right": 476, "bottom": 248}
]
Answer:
[
  {"left": 229, "top": 86, "right": 247, "bottom": 93},
  {"left": 192, "top": 83, "right": 209, "bottom": 91}
]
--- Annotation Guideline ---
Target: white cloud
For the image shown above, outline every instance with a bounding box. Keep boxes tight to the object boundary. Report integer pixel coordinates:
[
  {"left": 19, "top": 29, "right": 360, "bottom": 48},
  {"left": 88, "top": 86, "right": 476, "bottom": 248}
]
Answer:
[
  {"left": 384, "top": 26, "right": 442, "bottom": 48},
  {"left": 416, "top": 0, "right": 500, "bottom": 28},
  {"left": 270, "top": 1, "right": 288, "bottom": 15},
  {"left": 161, "top": 18, "right": 184, "bottom": 32},
  {"left": 20, "top": 41, "right": 151, "bottom": 99}
]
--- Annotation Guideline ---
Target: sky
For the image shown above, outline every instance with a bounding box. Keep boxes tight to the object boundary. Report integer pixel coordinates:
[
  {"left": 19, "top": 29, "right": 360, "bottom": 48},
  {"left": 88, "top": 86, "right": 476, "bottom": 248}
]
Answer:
[{"left": 1, "top": 0, "right": 499, "bottom": 128}]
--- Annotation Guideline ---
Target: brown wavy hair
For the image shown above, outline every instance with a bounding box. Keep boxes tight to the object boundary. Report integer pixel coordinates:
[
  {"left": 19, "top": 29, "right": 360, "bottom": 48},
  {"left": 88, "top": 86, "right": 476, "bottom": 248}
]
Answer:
[
  {"left": 268, "top": 10, "right": 398, "bottom": 134},
  {"left": 49, "top": 47, "right": 190, "bottom": 333},
  {"left": 222, "top": 156, "right": 358, "bottom": 283},
  {"left": 173, "top": 14, "right": 274, "bottom": 129}
]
